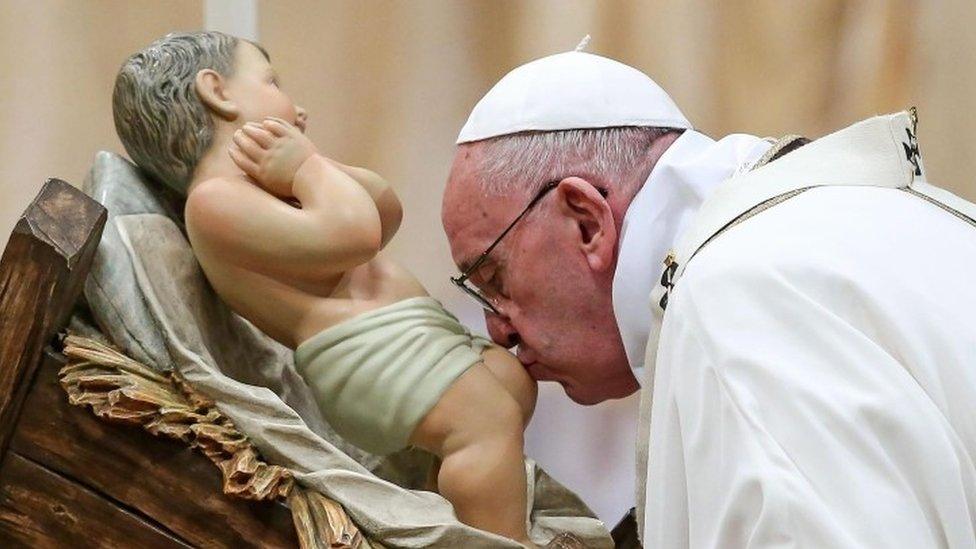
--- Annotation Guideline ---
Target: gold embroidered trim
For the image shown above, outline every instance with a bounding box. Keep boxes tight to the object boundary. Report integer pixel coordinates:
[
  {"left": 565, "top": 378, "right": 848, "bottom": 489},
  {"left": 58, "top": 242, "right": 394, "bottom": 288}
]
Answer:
[{"left": 751, "top": 134, "right": 807, "bottom": 170}]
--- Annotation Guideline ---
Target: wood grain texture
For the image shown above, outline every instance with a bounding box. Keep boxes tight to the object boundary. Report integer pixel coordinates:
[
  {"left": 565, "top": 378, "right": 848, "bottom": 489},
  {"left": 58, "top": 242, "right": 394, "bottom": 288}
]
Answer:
[
  {"left": 11, "top": 349, "right": 299, "bottom": 548},
  {"left": 0, "top": 452, "right": 191, "bottom": 549},
  {"left": 0, "top": 179, "right": 106, "bottom": 458}
]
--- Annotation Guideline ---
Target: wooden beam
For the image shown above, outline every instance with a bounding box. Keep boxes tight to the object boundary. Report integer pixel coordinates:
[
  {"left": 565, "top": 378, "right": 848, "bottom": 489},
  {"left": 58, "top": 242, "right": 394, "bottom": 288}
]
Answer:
[
  {"left": 11, "top": 349, "right": 298, "bottom": 548},
  {"left": 0, "top": 452, "right": 192, "bottom": 548},
  {"left": 0, "top": 179, "right": 106, "bottom": 459}
]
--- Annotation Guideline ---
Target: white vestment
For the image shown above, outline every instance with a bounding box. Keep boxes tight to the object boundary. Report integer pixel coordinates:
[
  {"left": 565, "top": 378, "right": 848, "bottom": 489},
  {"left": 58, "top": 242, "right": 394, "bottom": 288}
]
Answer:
[{"left": 631, "top": 112, "right": 976, "bottom": 547}]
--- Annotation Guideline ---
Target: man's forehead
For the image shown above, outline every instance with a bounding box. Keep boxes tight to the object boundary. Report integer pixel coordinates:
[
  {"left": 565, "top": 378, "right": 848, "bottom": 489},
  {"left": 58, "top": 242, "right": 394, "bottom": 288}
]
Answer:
[
  {"left": 445, "top": 195, "right": 509, "bottom": 269},
  {"left": 444, "top": 149, "right": 522, "bottom": 268}
]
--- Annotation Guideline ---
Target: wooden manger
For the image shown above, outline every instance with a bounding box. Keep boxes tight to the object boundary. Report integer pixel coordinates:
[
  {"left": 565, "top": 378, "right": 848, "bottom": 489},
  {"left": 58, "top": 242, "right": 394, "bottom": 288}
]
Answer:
[{"left": 0, "top": 179, "right": 303, "bottom": 547}]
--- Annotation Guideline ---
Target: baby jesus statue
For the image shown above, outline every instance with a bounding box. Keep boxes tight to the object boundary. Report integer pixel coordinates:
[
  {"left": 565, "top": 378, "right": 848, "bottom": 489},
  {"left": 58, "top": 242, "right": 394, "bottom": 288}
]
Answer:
[{"left": 113, "top": 31, "right": 539, "bottom": 546}]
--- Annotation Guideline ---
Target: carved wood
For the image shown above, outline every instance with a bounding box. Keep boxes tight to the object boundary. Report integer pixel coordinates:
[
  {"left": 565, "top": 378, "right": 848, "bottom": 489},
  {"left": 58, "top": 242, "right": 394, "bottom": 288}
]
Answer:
[
  {"left": 56, "top": 334, "right": 371, "bottom": 549},
  {"left": 58, "top": 334, "right": 295, "bottom": 502},
  {"left": 0, "top": 452, "right": 191, "bottom": 548},
  {"left": 11, "top": 349, "right": 299, "bottom": 548},
  {"left": 0, "top": 179, "right": 105, "bottom": 458}
]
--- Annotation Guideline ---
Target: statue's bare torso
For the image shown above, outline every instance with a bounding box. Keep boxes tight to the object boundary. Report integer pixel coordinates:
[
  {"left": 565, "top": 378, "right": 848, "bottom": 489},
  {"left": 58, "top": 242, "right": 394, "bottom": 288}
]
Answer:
[{"left": 187, "top": 179, "right": 426, "bottom": 348}]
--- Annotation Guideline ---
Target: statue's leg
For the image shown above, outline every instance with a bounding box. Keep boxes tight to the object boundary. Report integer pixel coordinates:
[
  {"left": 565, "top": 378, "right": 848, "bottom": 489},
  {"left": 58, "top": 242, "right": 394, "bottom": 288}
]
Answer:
[
  {"left": 480, "top": 346, "right": 539, "bottom": 427},
  {"left": 409, "top": 364, "right": 535, "bottom": 547}
]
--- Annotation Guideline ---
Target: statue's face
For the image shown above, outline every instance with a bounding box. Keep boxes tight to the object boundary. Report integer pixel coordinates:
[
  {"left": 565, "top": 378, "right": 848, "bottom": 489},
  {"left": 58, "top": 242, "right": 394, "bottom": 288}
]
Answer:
[{"left": 224, "top": 41, "right": 308, "bottom": 132}]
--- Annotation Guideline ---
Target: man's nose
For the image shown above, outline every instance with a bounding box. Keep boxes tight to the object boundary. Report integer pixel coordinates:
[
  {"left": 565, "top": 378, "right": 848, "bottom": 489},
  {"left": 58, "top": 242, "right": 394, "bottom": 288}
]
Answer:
[
  {"left": 485, "top": 311, "right": 520, "bottom": 349},
  {"left": 296, "top": 106, "right": 308, "bottom": 122}
]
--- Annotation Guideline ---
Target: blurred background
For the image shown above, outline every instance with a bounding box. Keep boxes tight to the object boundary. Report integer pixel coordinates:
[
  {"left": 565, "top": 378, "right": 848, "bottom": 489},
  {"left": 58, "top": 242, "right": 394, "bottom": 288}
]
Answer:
[{"left": 2, "top": 0, "right": 974, "bottom": 527}]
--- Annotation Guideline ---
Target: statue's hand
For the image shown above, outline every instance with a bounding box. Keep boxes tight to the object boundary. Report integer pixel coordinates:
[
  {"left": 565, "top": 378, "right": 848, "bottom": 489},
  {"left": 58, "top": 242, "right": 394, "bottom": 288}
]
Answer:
[{"left": 229, "top": 117, "right": 318, "bottom": 197}]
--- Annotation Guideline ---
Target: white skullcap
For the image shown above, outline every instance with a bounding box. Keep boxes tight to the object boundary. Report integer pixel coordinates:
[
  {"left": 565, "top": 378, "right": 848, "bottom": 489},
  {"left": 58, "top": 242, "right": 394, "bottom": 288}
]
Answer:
[{"left": 457, "top": 50, "right": 691, "bottom": 144}]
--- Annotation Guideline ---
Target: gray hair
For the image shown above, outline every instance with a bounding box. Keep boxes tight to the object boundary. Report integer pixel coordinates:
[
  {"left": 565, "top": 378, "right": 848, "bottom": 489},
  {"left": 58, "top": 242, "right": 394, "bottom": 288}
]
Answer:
[
  {"left": 112, "top": 31, "right": 244, "bottom": 195},
  {"left": 468, "top": 126, "right": 680, "bottom": 200}
]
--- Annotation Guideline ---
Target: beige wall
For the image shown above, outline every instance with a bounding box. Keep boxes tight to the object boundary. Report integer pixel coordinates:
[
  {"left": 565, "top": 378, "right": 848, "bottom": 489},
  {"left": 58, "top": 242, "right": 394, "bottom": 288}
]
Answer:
[
  {"left": 253, "top": 0, "right": 976, "bottom": 311},
  {"left": 3, "top": 0, "right": 974, "bottom": 267},
  {"left": 0, "top": 0, "right": 202, "bottom": 247}
]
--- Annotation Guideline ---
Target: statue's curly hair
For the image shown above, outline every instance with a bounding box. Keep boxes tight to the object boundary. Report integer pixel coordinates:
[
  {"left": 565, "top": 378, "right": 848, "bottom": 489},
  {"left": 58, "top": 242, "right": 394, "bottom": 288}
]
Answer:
[{"left": 112, "top": 31, "right": 242, "bottom": 195}]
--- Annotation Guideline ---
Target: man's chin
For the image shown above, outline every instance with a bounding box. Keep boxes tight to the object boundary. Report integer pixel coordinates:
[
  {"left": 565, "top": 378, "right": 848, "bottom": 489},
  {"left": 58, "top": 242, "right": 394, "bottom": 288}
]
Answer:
[
  {"left": 560, "top": 381, "right": 609, "bottom": 406},
  {"left": 558, "top": 374, "right": 641, "bottom": 406}
]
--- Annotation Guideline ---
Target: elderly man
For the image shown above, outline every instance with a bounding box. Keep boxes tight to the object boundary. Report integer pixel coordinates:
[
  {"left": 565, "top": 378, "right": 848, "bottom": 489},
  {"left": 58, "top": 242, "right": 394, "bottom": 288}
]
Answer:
[{"left": 442, "top": 47, "right": 976, "bottom": 548}]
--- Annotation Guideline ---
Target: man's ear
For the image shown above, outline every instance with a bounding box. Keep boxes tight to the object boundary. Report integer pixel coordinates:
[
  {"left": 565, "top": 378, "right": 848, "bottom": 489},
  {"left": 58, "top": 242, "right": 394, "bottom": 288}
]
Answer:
[
  {"left": 194, "top": 69, "right": 239, "bottom": 121},
  {"left": 554, "top": 177, "right": 617, "bottom": 272}
]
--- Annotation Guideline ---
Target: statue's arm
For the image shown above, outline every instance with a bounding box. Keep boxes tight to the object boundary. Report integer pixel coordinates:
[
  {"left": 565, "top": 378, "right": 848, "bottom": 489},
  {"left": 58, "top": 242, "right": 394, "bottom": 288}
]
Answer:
[
  {"left": 185, "top": 158, "right": 382, "bottom": 280},
  {"left": 327, "top": 161, "right": 402, "bottom": 249}
]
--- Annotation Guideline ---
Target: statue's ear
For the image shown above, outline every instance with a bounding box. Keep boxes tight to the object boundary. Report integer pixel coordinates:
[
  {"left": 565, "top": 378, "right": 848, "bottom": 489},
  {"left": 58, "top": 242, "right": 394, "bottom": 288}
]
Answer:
[{"left": 194, "top": 69, "right": 239, "bottom": 121}]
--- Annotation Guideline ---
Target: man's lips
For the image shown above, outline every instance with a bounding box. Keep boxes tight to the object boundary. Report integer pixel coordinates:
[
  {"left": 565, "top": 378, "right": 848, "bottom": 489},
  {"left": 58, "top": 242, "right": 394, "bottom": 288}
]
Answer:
[
  {"left": 517, "top": 347, "right": 553, "bottom": 381},
  {"left": 516, "top": 346, "right": 538, "bottom": 366}
]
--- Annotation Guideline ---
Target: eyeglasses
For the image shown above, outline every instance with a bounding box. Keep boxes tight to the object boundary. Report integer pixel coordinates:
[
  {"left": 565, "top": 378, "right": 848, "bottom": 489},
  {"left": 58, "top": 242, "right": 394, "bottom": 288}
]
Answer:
[{"left": 450, "top": 179, "right": 608, "bottom": 314}]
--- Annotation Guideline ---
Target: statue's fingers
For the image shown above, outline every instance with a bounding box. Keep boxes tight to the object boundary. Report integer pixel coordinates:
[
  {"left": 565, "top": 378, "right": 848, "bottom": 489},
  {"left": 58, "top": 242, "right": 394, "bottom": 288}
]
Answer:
[
  {"left": 233, "top": 130, "right": 265, "bottom": 160},
  {"left": 242, "top": 124, "right": 275, "bottom": 148},
  {"left": 229, "top": 145, "right": 259, "bottom": 176},
  {"left": 262, "top": 117, "right": 291, "bottom": 137}
]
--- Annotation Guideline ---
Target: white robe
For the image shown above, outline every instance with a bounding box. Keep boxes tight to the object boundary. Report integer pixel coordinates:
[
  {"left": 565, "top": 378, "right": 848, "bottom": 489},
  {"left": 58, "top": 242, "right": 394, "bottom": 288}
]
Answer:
[
  {"left": 632, "top": 112, "right": 976, "bottom": 547},
  {"left": 613, "top": 130, "right": 772, "bottom": 371}
]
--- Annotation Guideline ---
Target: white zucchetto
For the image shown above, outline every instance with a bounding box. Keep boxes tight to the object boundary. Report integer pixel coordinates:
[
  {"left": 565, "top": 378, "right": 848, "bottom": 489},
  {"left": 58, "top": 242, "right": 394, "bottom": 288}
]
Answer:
[{"left": 457, "top": 50, "right": 692, "bottom": 144}]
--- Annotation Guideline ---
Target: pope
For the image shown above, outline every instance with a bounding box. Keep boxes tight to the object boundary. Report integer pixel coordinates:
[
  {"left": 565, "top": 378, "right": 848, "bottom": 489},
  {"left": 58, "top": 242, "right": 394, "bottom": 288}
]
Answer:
[{"left": 441, "top": 42, "right": 976, "bottom": 547}]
